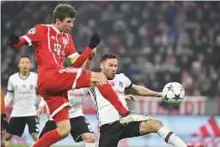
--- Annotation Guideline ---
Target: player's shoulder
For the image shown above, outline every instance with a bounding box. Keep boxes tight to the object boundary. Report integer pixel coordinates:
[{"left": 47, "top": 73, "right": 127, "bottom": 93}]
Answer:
[
  {"left": 115, "top": 73, "right": 128, "bottom": 79},
  {"left": 30, "top": 72, "right": 38, "bottom": 77},
  {"left": 9, "top": 72, "right": 19, "bottom": 80},
  {"left": 32, "top": 24, "right": 48, "bottom": 32}
]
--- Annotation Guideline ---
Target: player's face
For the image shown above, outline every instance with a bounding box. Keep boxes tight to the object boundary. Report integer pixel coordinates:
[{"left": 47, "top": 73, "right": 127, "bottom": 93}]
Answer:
[
  {"left": 18, "top": 58, "right": 31, "bottom": 73},
  {"left": 58, "top": 17, "right": 75, "bottom": 33},
  {"left": 101, "top": 59, "right": 118, "bottom": 80}
]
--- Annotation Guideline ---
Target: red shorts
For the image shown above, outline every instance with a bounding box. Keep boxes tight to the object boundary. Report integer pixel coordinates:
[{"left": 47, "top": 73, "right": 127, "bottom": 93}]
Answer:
[
  {"left": 38, "top": 67, "right": 91, "bottom": 122},
  {"left": 38, "top": 67, "right": 91, "bottom": 96},
  {"left": 44, "top": 96, "right": 70, "bottom": 122}
]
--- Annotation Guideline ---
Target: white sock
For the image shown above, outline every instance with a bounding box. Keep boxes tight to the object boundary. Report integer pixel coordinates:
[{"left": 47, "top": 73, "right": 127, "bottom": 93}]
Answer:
[
  {"left": 85, "top": 142, "right": 96, "bottom": 147},
  {"left": 157, "top": 126, "right": 187, "bottom": 147}
]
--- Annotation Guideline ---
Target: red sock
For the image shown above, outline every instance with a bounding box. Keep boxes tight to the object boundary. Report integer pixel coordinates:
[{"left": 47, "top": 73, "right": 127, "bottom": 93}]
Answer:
[
  {"left": 97, "top": 83, "right": 129, "bottom": 116},
  {"left": 33, "top": 129, "right": 61, "bottom": 147}
]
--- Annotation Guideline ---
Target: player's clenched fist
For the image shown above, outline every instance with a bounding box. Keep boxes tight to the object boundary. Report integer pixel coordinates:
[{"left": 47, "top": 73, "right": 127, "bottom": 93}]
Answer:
[
  {"left": 88, "top": 33, "right": 101, "bottom": 49},
  {"left": 7, "top": 34, "right": 19, "bottom": 47}
]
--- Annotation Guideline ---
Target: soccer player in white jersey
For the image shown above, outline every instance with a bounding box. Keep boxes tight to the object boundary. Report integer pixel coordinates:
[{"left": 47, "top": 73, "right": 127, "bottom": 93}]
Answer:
[
  {"left": 89, "top": 54, "right": 187, "bottom": 147},
  {"left": 4, "top": 56, "right": 45, "bottom": 145},
  {"left": 38, "top": 51, "right": 96, "bottom": 147}
]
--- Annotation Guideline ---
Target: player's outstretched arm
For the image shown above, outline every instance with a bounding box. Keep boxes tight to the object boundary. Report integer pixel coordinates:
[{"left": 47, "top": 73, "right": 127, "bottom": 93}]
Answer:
[
  {"left": 128, "top": 84, "right": 164, "bottom": 98},
  {"left": 7, "top": 34, "right": 27, "bottom": 49},
  {"left": 71, "top": 33, "right": 100, "bottom": 68},
  {"left": 83, "top": 48, "right": 96, "bottom": 70}
]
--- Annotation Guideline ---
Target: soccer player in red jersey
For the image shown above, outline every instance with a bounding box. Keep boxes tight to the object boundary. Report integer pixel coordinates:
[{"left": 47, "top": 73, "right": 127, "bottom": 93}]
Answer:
[{"left": 7, "top": 3, "right": 142, "bottom": 147}]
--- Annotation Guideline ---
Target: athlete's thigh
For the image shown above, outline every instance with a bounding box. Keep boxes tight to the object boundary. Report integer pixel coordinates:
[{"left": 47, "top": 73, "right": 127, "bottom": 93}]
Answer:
[
  {"left": 26, "top": 116, "right": 39, "bottom": 134},
  {"left": 120, "top": 121, "right": 142, "bottom": 139},
  {"left": 99, "top": 122, "right": 122, "bottom": 147},
  {"left": 57, "top": 68, "right": 91, "bottom": 89},
  {"left": 70, "top": 116, "right": 93, "bottom": 142},
  {"left": 44, "top": 96, "right": 69, "bottom": 120},
  {"left": 7, "top": 117, "right": 26, "bottom": 137}
]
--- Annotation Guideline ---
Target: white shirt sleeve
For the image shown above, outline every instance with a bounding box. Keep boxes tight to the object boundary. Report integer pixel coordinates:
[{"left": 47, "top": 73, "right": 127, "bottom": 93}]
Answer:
[
  {"left": 7, "top": 76, "right": 14, "bottom": 92},
  {"left": 121, "top": 74, "right": 132, "bottom": 88},
  {"left": 5, "top": 76, "right": 14, "bottom": 107},
  {"left": 5, "top": 92, "right": 14, "bottom": 107}
]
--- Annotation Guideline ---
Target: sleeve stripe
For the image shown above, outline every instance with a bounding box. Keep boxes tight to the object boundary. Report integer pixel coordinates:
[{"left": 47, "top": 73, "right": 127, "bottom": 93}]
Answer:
[
  {"left": 126, "top": 83, "right": 133, "bottom": 89},
  {"left": 67, "top": 52, "right": 80, "bottom": 59},
  {"left": 7, "top": 89, "right": 14, "bottom": 93},
  {"left": 22, "top": 35, "right": 32, "bottom": 46}
]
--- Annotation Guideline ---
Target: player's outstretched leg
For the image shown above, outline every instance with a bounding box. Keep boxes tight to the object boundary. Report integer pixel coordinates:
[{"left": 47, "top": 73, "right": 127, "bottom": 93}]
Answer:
[
  {"left": 139, "top": 118, "right": 187, "bottom": 147},
  {"left": 32, "top": 107, "right": 71, "bottom": 147},
  {"left": 81, "top": 133, "right": 96, "bottom": 147},
  {"left": 89, "top": 72, "right": 148, "bottom": 123}
]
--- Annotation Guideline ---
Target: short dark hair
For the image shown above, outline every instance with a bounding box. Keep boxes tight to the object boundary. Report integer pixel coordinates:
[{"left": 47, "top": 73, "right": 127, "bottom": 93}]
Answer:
[
  {"left": 100, "top": 54, "right": 117, "bottom": 63},
  {"left": 53, "top": 3, "right": 77, "bottom": 23},
  {"left": 18, "top": 55, "right": 31, "bottom": 63}
]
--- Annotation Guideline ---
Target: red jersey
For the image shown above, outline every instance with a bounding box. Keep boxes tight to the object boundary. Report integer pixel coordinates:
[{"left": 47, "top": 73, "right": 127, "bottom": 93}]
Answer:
[{"left": 21, "top": 24, "right": 77, "bottom": 86}]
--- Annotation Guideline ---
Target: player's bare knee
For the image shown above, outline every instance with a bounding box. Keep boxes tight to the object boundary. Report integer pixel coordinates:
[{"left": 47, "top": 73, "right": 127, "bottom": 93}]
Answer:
[
  {"left": 140, "top": 119, "right": 163, "bottom": 134},
  {"left": 82, "top": 133, "right": 96, "bottom": 143},
  {"left": 5, "top": 133, "right": 12, "bottom": 141},
  {"left": 56, "top": 120, "right": 71, "bottom": 137},
  {"left": 148, "top": 119, "right": 163, "bottom": 132}
]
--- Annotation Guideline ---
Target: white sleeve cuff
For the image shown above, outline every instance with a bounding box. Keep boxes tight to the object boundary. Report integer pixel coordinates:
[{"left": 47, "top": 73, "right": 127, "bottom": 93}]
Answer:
[{"left": 22, "top": 35, "right": 32, "bottom": 46}]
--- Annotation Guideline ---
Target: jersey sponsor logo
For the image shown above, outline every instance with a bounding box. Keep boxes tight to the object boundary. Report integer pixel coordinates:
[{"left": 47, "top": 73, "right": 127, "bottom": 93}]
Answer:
[{"left": 53, "top": 43, "right": 65, "bottom": 57}]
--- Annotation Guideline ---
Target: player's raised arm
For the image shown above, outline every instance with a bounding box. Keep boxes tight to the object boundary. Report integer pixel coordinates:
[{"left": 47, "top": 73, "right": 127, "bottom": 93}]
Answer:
[
  {"left": 83, "top": 49, "right": 96, "bottom": 70},
  {"left": 7, "top": 24, "right": 44, "bottom": 49},
  {"left": 65, "top": 33, "right": 100, "bottom": 68},
  {"left": 127, "top": 84, "right": 164, "bottom": 98}
]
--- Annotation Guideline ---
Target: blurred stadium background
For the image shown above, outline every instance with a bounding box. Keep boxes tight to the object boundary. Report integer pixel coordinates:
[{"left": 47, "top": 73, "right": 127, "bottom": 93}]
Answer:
[{"left": 1, "top": 1, "right": 220, "bottom": 147}]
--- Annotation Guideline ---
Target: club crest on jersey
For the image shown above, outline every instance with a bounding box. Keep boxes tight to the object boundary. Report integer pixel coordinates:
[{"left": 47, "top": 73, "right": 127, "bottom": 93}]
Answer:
[
  {"left": 29, "top": 84, "right": 34, "bottom": 90},
  {"left": 119, "top": 81, "right": 123, "bottom": 88}
]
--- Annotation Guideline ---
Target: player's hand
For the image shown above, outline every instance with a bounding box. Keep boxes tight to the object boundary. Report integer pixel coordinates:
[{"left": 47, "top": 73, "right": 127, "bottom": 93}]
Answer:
[
  {"left": 7, "top": 34, "right": 19, "bottom": 47},
  {"left": 88, "top": 33, "right": 101, "bottom": 49},
  {"left": 125, "top": 94, "right": 136, "bottom": 101}
]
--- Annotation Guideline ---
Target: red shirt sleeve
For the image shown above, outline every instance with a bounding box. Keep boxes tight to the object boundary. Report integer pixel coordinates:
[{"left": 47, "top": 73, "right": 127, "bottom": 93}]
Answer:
[{"left": 20, "top": 24, "right": 45, "bottom": 47}]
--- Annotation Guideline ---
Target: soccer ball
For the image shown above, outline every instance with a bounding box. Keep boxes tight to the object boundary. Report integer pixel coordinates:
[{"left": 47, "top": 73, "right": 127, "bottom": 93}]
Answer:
[{"left": 162, "top": 82, "right": 185, "bottom": 104}]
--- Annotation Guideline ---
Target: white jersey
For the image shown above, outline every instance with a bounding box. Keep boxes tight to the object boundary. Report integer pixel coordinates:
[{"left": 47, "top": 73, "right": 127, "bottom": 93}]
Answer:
[
  {"left": 89, "top": 73, "right": 132, "bottom": 126},
  {"left": 67, "top": 88, "right": 89, "bottom": 118},
  {"left": 5, "top": 72, "right": 39, "bottom": 117}
]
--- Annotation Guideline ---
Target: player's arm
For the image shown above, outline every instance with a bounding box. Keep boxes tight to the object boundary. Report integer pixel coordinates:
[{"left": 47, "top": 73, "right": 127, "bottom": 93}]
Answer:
[
  {"left": 82, "top": 49, "right": 96, "bottom": 70},
  {"left": 7, "top": 24, "right": 43, "bottom": 49},
  {"left": 65, "top": 33, "right": 100, "bottom": 68},
  {"left": 127, "top": 84, "right": 164, "bottom": 98},
  {"left": 5, "top": 77, "right": 14, "bottom": 107},
  {"left": 36, "top": 95, "right": 46, "bottom": 116}
]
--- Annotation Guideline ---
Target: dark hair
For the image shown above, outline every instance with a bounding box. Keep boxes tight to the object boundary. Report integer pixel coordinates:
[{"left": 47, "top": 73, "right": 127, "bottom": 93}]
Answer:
[
  {"left": 18, "top": 55, "right": 31, "bottom": 63},
  {"left": 100, "top": 54, "right": 117, "bottom": 63},
  {"left": 53, "top": 3, "right": 77, "bottom": 23}
]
